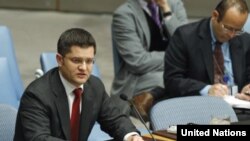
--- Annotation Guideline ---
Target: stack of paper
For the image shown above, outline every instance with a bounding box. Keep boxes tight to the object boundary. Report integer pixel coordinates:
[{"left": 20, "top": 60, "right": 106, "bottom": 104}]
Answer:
[{"left": 223, "top": 96, "right": 250, "bottom": 109}]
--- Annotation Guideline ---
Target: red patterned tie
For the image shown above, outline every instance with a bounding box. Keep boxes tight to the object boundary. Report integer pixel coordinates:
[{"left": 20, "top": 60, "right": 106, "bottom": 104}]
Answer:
[
  {"left": 213, "top": 41, "right": 224, "bottom": 83},
  {"left": 71, "top": 88, "right": 82, "bottom": 141}
]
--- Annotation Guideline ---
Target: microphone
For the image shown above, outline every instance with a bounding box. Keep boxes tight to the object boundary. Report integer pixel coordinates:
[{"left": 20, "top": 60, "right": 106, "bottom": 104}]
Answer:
[
  {"left": 120, "top": 94, "right": 156, "bottom": 141},
  {"left": 35, "top": 69, "right": 44, "bottom": 78}
]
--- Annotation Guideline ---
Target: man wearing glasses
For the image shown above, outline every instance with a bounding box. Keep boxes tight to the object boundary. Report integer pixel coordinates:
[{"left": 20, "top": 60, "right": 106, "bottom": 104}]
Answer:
[
  {"left": 14, "top": 28, "right": 144, "bottom": 141},
  {"left": 164, "top": 0, "right": 250, "bottom": 120}
]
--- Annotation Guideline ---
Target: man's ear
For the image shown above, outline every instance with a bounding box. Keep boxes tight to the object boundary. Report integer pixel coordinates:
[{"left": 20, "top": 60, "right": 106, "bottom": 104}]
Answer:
[
  {"left": 56, "top": 53, "right": 63, "bottom": 67},
  {"left": 211, "top": 10, "right": 219, "bottom": 22}
]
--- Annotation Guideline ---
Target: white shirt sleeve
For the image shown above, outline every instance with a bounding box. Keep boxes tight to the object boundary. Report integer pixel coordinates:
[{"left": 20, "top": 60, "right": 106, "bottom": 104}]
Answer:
[{"left": 123, "top": 132, "right": 140, "bottom": 141}]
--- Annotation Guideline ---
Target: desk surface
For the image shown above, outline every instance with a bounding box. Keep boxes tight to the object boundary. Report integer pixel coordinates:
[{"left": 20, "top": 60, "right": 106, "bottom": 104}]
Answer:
[
  {"left": 142, "top": 134, "right": 175, "bottom": 141},
  {"left": 142, "top": 130, "right": 176, "bottom": 141}
]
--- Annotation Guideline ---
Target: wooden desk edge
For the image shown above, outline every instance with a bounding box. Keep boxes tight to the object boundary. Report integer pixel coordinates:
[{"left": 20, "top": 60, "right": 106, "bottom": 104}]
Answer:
[{"left": 142, "top": 134, "right": 176, "bottom": 141}]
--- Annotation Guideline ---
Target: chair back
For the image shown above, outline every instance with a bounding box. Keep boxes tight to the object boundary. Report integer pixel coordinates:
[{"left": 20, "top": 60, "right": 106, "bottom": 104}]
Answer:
[
  {"left": 150, "top": 96, "right": 238, "bottom": 131},
  {"left": 0, "top": 26, "right": 24, "bottom": 98},
  {"left": 0, "top": 104, "right": 17, "bottom": 141},
  {"left": 0, "top": 57, "right": 20, "bottom": 108},
  {"left": 40, "top": 52, "right": 101, "bottom": 78},
  {"left": 40, "top": 52, "right": 58, "bottom": 73}
]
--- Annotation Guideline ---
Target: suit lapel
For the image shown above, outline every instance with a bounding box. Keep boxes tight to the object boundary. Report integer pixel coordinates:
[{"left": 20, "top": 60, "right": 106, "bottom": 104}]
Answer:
[
  {"left": 55, "top": 93, "right": 71, "bottom": 139},
  {"left": 128, "top": 0, "right": 150, "bottom": 48},
  {"left": 52, "top": 71, "right": 71, "bottom": 139},
  {"left": 200, "top": 40, "right": 214, "bottom": 83},
  {"left": 229, "top": 39, "right": 243, "bottom": 86},
  {"left": 79, "top": 82, "right": 95, "bottom": 141},
  {"left": 198, "top": 19, "right": 214, "bottom": 83}
]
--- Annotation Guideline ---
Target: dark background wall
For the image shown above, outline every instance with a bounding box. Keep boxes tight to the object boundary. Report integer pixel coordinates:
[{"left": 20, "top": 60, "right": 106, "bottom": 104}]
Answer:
[{"left": 0, "top": 0, "right": 250, "bottom": 17}]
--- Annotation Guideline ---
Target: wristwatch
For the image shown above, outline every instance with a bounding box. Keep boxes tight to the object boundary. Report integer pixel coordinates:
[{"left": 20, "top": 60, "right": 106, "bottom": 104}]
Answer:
[{"left": 163, "top": 11, "right": 172, "bottom": 18}]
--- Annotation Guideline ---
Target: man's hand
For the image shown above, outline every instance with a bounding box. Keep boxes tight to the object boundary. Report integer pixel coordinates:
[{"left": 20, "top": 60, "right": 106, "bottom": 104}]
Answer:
[
  {"left": 208, "top": 83, "right": 229, "bottom": 97},
  {"left": 235, "top": 84, "right": 250, "bottom": 101},
  {"left": 155, "top": 0, "right": 171, "bottom": 12},
  {"left": 127, "top": 135, "right": 144, "bottom": 141},
  {"left": 240, "top": 84, "right": 250, "bottom": 94}
]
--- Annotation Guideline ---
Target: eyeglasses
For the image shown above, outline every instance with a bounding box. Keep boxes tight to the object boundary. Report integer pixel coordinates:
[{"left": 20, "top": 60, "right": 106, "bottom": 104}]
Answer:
[
  {"left": 221, "top": 23, "right": 244, "bottom": 36},
  {"left": 65, "top": 57, "right": 95, "bottom": 66}
]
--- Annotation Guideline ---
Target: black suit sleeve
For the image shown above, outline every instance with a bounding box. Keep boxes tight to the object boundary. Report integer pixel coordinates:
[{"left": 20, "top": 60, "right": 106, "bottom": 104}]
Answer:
[
  {"left": 14, "top": 90, "right": 68, "bottom": 141},
  {"left": 164, "top": 25, "right": 208, "bottom": 98},
  {"left": 90, "top": 77, "right": 138, "bottom": 141}
]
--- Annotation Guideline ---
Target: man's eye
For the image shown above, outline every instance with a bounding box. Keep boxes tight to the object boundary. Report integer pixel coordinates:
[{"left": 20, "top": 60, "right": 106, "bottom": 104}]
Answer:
[
  {"left": 86, "top": 59, "right": 94, "bottom": 64},
  {"left": 72, "top": 59, "right": 82, "bottom": 64}
]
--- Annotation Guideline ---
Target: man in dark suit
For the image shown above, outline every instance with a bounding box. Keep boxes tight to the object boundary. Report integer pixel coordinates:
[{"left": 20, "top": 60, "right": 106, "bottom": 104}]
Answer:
[
  {"left": 14, "top": 28, "right": 144, "bottom": 141},
  {"left": 164, "top": 0, "right": 250, "bottom": 117}
]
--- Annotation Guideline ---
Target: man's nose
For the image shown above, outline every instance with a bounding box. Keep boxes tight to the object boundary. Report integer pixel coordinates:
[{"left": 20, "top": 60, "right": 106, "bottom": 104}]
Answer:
[
  {"left": 228, "top": 31, "right": 236, "bottom": 39},
  {"left": 78, "top": 61, "right": 87, "bottom": 69}
]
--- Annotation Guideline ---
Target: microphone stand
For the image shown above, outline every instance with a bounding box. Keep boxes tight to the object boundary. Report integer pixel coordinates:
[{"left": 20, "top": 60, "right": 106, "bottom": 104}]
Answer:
[
  {"left": 120, "top": 94, "right": 156, "bottom": 141},
  {"left": 129, "top": 101, "right": 156, "bottom": 141}
]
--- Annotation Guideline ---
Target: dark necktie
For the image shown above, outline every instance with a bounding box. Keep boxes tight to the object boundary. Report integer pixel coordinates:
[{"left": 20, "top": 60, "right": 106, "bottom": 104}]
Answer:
[
  {"left": 71, "top": 88, "right": 82, "bottom": 141},
  {"left": 213, "top": 41, "right": 224, "bottom": 83},
  {"left": 147, "top": 2, "right": 161, "bottom": 28}
]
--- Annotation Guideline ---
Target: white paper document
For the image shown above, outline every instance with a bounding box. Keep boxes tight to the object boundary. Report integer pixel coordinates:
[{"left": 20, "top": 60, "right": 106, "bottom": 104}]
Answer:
[
  {"left": 166, "top": 125, "right": 177, "bottom": 134},
  {"left": 223, "top": 95, "right": 250, "bottom": 109}
]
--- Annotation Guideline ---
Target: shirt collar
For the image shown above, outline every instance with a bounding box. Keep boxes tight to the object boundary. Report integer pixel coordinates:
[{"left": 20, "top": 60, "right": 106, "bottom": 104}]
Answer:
[
  {"left": 209, "top": 19, "right": 217, "bottom": 45},
  {"left": 139, "top": 0, "right": 158, "bottom": 16},
  {"left": 59, "top": 71, "right": 84, "bottom": 96}
]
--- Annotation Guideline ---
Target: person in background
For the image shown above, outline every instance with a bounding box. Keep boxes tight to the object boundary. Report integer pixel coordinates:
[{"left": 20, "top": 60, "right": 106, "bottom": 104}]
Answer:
[
  {"left": 14, "top": 28, "right": 144, "bottom": 141},
  {"left": 164, "top": 0, "right": 250, "bottom": 120},
  {"left": 110, "top": 0, "right": 188, "bottom": 121}
]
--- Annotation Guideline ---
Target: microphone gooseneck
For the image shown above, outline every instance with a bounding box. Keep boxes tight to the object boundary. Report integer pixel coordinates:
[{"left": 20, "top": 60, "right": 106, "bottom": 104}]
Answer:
[{"left": 120, "top": 94, "right": 156, "bottom": 141}]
